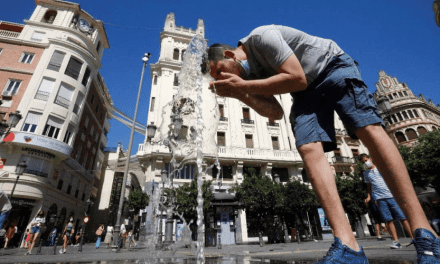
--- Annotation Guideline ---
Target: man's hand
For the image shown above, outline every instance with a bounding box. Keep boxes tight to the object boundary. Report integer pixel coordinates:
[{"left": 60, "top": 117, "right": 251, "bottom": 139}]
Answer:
[
  {"left": 364, "top": 197, "right": 371, "bottom": 205},
  {"left": 209, "top": 72, "right": 247, "bottom": 99}
]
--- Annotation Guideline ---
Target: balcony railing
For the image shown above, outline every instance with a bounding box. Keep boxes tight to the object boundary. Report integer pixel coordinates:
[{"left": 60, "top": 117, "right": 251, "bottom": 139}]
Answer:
[
  {"left": 267, "top": 122, "right": 279, "bottom": 127},
  {"left": 241, "top": 118, "right": 254, "bottom": 124},
  {"left": 219, "top": 116, "right": 228, "bottom": 122},
  {"left": 54, "top": 95, "right": 70, "bottom": 109},
  {"left": 34, "top": 91, "right": 50, "bottom": 101},
  {"left": 217, "top": 146, "right": 298, "bottom": 160},
  {"left": 0, "top": 29, "right": 19, "bottom": 38},
  {"left": 335, "top": 129, "right": 347, "bottom": 136},
  {"left": 24, "top": 169, "right": 48, "bottom": 178},
  {"left": 73, "top": 103, "right": 80, "bottom": 114},
  {"left": 332, "top": 156, "right": 354, "bottom": 164}
]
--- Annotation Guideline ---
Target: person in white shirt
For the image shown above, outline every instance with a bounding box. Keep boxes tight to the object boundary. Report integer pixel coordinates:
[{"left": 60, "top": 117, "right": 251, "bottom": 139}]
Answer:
[
  {"left": 25, "top": 210, "right": 45, "bottom": 255},
  {"left": 104, "top": 225, "right": 113, "bottom": 247},
  {"left": 0, "top": 189, "right": 12, "bottom": 230}
]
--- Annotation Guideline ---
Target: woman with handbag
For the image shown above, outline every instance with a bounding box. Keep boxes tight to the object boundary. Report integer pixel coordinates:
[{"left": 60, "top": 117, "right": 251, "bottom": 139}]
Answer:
[
  {"left": 103, "top": 225, "right": 113, "bottom": 247},
  {"left": 95, "top": 224, "right": 104, "bottom": 249}
]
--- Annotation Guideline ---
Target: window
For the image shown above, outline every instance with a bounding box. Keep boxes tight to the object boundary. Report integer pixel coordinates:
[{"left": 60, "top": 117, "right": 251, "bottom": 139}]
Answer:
[
  {"left": 408, "top": 110, "right": 414, "bottom": 119},
  {"left": 19, "top": 155, "right": 50, "bottom": 178},
  {"left": 245, "top": 134, "right": 253, "bottom": 148},
  {"left": 42, "top": 10, "right": 57, "bottom": 23},
  {"left": 47, "top": 50, "right": 65, "bottom": 72},
  {"left": 395, "top": 132, "right": 406, "bottom": 143},
  {"left": 405, "top": 129, "right": 418, "bottom": 140},
  {"left": 219, "top": 104, "right": 224, "bottom": 117},
  {"left": 81, "top": 193, "right": 85, "bottom": 201},
  {"left": 67, "top": 185, "right": 72, "bottom": 195},
  {"left": 96, "top": 41, "right": 101, "bottom": 53},
  {"left": 81, "top": 151, "right": 88, "bottom": 167},
  {"left": 64, "top": 57, "right": 83, "bottom": 80},
  {"left": 173, "top": 49, "right": 179, "bottom": 60},
  {"left": 31, "top": 31, "right": 45, "bottom": 41},
  {"left": 351, "top": 149, "right": 359, "bottom": 159},
  {"left": 391, "top": 114, "right": 398, "bottom": 123},
  {"left": 55, "top": 83, "right": 74, "bottom": 109},
  {"left": 166, "top": 163, "right": 196, "bottom": 180},
  {"left": 398, "top": 92, "right": 403, "bottom": 97},
  {"left": 334, "top": 148, "right": 342, "bottom": 157},
  {"left": 243, "top": 108, "right": 250, "bottom": 119},
  {"left": 212, "top": 165, "right": 233, "bottom": 180},
  {"left": 217, "top": 132, "right": 226, "bottom": 146},
  {"left": 393, "top": 93, "right": 398, "bottom": 98},
  {"left": 271, "top": 136, "right": 279, "bottom": 150},
  {"left": 181, "top": 50, "right": 186, "bottom": 61},
  {"left": 75, "top": 189, "right": 79, "bottom": 198},
  {"left": 75, "top": 144, "right": 82, "bottom": 161},
  {"left": 82, "top": 67, "right": 91, "bottom": 86},
  {"left": 417, "top": 126, "right": 427, "bottom": 135},
  {"left": 2, "top": 79, "right": 21, "bottom": 97},
  {"left": 84, "top": 116, "right": 89, "bottom": 128},
  {"left": 173, "top": 73, "right": 179, "bottom": 86},
  {"left": 91, "top": 94, "right": 95, "bottom": 104},
  {"left": 150, "top": 97, "right": 155, "bottom": 112},
  {"left": 20, "top": 52, "right": 34, "bottom": 64},
  {"left": 413, "top": 109, "right": 420, "bottom": 118},
  {"left": 396, "top": 113, "right": 403, "bottom": 121},
  {"left": 90, "top": 125, "right": 94, "bottom": 136},
  {"left": 57, "top": 179, "right": 64, "bottom": 190},
  {"left": 95, "top": 104, "right": 100, "bottom": 113},
  {"left": 42, "top": 116, "right": 63, "bottom": 139},
  {"left": 153, "top": 75, "right": 157, "bottom": 85},
  {"left": 402, "top": 111, "right": 409, "bottom": 120},
  {"left": 73, "top": 93, "right": 84, "bottom": 115},
  {"left": 21, "top": 112, "right": 42, "bottom": 133},
  {"left": 81, "top": 133, "right": 85, "bottom": 141},
  {"left": 0, "top": 48, "right": 3, "bottom": 55},
  {"left": 94, "top": 132, "right": 99, "bottom": 142},
  {"left": 388, "top": 94, "right": 393, "bottom": 100},
  {"left": 63, "top": 125, "right": 74, "bottom": 144},
  {"left": 35, "top": 78, "right": 54, "bottom": 101},
  {"left": 403, "top": 91, "right": 408, "bottom": 96}
]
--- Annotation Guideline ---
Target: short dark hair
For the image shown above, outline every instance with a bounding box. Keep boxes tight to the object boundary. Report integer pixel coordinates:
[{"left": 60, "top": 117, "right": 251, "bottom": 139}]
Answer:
[
  {"left": 358, "top": 153, "right": 370, "bottom": 161},
  {"left": 201, "top": 43, "right": 236, "bottom": 74}
]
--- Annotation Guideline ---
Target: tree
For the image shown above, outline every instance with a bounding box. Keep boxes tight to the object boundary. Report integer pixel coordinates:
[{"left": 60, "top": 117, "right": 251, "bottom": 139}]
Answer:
[
  {"left": 173, "top": 179, "right": 213, "bottom": 225},
  {"left": 398, "top": 130, "right": 440, "bottom": 194},
  {"left": 128, "top": 189, "right": 150, "bottom": 213},
  {"left": 231, "top": 168, "right": 283, "bottom": 246}
]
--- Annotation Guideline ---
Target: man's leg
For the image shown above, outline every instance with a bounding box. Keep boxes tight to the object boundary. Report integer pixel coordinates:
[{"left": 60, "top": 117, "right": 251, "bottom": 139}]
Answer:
[
  {"left": 386, "top": 220, "right": 400, "bottom": 242},
  {"left": 375, "top": 223, "right": 381, "bottom": 236},
  {"left": 356, "top": 124, "right": 435, "bottom": 235},
  {"left": 401, "top": 220, "right": 414, "bottom": 239},
  {"left": 298, "top": 142, "right": 359, "bottom": 250}
]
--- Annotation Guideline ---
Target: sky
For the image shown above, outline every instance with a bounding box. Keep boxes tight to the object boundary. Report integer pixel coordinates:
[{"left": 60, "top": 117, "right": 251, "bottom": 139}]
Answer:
[{"left": 1, "top": 0, "right": 439, "bottom": 155}]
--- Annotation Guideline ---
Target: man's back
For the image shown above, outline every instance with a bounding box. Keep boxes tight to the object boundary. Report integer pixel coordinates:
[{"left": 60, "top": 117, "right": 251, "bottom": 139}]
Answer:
[{"left": 364, "top": 168, "right": 393, "bottom": 200}]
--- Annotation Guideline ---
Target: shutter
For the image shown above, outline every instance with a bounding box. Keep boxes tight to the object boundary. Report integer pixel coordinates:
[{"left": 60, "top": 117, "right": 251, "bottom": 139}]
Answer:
[
  {"left": 38, "top": 78, "right": 54, "bottom": 93},
  {"left": 219, "top": 105, "right": 224, "bottom": 117},
  {"left": 243, "top": 108, "right": 250, "bottom": 119},
  {"left": 47, "top": 51, "right": 65, "bottom": 71},
  {"left": 82, "top": 67, "right": 91, "bottom": 86},
  {"left": 245, "top": 135, "right": 253, "bottom": 148},
  {"left": 65, "top": 57, "right": 82, "bottom": 80},
  {"left": 272, "top": 137, "right": 279, "bottom": 150},
  {"left": 47, "top": 116, "right": 63, "bottom": 128},
  {"left": 58, "top": 83, "right": 74, "bottom": 100},
  {"left": 217, "top": 132, "right": 225, "bottom": 146},
  {"left": 24, "top": 112, "right": 42, "bottom": 125}
]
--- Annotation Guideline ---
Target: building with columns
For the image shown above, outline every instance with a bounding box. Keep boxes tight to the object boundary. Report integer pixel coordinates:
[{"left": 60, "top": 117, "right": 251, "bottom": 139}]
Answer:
[
  {"left": 137, "top": 13, "right": 371, "bottom": 245},
  {"left": 0, "top": 0, "right": 112, "bottom": 237},
  {"left": 373, "top": 70, "right": 440, "bottom": 205}
]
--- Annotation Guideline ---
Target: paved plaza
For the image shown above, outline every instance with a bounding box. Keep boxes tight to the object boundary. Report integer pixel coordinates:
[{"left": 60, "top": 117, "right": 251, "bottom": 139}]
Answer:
[{"left": 0, "top": 236, "right": 419, "bottom": 263}]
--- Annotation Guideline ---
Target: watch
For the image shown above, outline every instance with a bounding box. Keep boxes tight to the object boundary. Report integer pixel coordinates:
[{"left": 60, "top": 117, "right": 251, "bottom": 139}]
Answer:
[{"left": 78, "top": 19, "right": 90, "bottom": 32}]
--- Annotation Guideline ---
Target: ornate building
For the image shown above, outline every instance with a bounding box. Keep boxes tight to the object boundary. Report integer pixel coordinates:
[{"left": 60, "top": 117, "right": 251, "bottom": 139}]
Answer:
[
  {"left": 0, "top": 0, "right": 112, "bottom": 236},
  {"left": 137, "top": 13, "right": 371, "bottom": 245}
]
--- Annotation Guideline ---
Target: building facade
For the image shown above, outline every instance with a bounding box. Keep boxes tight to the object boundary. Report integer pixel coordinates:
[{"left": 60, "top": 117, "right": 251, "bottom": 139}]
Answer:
[
  {"left": 373, "top": 70, "right": 440, "bottom": 205},
  {"left": 0, "top": 0, "right": 111, "bottom": 237},
  {"left": 137, "top": 13, "right": 371, "bottom": 245}
]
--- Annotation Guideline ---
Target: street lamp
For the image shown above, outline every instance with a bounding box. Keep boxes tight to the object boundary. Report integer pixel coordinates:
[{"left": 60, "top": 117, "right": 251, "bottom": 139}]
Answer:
[
  {"left": 78, "top": 198, "right": 93, "bottom": 252},
  {"left": 9, "top": 161, "right": 27, "bottom": 199},
  {"left": 0, "top": 110, "right": 22, "bottom": 141},
  {"left": 147, "top": 123, "right": 157, "bottom": 142},
  {"left": 112, "top": 52, "right": 151, "bottom": 252},
  {"left": 376, "top": 95, "right": 392, "bottom": 125}
]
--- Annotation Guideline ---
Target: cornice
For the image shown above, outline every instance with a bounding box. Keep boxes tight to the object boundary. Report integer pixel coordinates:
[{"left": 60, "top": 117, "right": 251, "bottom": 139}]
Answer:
[
  {"left": 24, "top": 19, "right": 101, "bottom": 59},
  {"left": 0, "top": 36, "right": 49, "bottom": 49},
  {"left": 0, "top": 67, "right": 34, "bottom": 75}
]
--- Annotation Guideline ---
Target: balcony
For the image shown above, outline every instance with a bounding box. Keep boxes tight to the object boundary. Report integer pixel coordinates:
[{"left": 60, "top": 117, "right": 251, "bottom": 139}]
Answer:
[
  {"left": 217, "top": 146, "right": 299, "bottom": 161},
  {"left": 24, "top": 169, "right": 48, "bottom": 178},
  {"left": 34, "top": 91, "right": 50, "bottom": 101},
  {"left": 54, "top": 95, "right": 70, "bottom": 109},
  {"left": 332, "top": 156, "right": 354, "bottom": 164},
  {"left": 219, "top": 116, "right": 228, "bottom": 122},
  {"left": 0, "top": 29, "right": 19, "bottom": 38},
  {"left": 241, "top": 119, "right": 254, "bottom": 124},
  {"left": 267, "top": 122, "right": 279, "bottom": 127}
]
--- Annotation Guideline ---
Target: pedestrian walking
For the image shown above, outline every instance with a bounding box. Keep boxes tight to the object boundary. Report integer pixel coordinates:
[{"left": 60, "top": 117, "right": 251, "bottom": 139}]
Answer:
[
  {"left": 95, "top": 224, "right": 104, "bottom": 249},
  {"left": 366, "top": 192, "right": 389, "bottom": 241},
  {"left": 0, "top": 189, "right": 12, "bottom": 230},
  {"left": 203, "top": 25, "right": 440, "bottom": 263},
  {"left": 119, "top": 223, "right": 126, "bottom": 248},
  {"left": 3, "top": 223, "right": 16, "bottom": 248},
  {"left": 48, "top": 226, "right": 57, "bottom": 246},
  {"left": 103, "top": 224, "right": 113, "bottom": 247},
  {"left": 75, "top": 228, "right": 82, "bottom": 247},
  {"left": 25, "top": 210, "right": 45, "bottom": 255},
  {"left": 360, "top": 153, "right": 414, "bottom": 249},
  {"left": 59, "top": 217, "right": 74, "bottom": 254},
  {"left": 20, "top": 228, "right": 29, "bottom": 248},
  {"left": 127, "top": 229, "right": 136, "bottom": 247}
]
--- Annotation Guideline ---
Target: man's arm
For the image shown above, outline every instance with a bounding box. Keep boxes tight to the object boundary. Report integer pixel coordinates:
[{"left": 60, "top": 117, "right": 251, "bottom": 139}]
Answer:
[{"left": 364, "top": 183, "right": 372, "bottom": 204}]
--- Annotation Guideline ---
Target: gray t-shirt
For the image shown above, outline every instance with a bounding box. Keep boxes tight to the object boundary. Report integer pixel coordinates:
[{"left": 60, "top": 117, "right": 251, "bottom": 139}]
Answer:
[
  {"left": 0, "top": 189, "right": 12, "bottom": 212},
  {"left": 239, "top": 25, "right": 344, "bottom": 86}
]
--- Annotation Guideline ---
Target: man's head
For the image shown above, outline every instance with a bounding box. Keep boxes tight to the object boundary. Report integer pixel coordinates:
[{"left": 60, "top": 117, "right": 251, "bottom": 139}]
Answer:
[
  {"left": 202, "top": 43, "right": 247, "bottom": 80},
  {"left": 358, "top": 153, "right": 374, "bottom": 169}
]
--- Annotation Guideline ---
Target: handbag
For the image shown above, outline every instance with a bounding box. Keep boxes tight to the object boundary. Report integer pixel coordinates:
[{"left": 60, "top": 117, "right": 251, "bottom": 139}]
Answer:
[{"left": 95, "top": 227, "right": 103, "bottom": 236}]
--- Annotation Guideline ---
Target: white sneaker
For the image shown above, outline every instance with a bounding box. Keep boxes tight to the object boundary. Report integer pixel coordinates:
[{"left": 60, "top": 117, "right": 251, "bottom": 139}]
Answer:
[
  {"left": 390, "top": 240, "right": 402, "bottom": 249},
  {"left": 59, "top": 249, "right": 63, "bottom": 254}
]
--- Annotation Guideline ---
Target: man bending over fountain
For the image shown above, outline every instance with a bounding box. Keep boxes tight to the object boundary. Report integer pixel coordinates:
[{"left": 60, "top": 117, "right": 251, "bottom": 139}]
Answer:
[{"left": 202, "top": 25, "right": 440, "bottom": 264}]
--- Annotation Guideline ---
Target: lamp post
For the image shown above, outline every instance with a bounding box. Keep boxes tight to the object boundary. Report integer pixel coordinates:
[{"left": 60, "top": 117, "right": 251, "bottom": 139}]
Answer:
[
  {"left": 0, "top": 110, "right": 22, "bottom": 141},
  {"left": 146, "top": 123, "right": 157, "bottom": 143},
  {"left": 9, "top": 161, "right": 27, "bottom": 199},
  {"left": 112, "top": 53, "right": 151, "bottom": 252},
  {"left": 78, "top": 198, "right": 93, "bottom": 252},
  {"left": 163, "top": 170, "right": 175, "bottom": 247},
  {"left": 156, "top": 170, "right": 167, "bottom": 249}
]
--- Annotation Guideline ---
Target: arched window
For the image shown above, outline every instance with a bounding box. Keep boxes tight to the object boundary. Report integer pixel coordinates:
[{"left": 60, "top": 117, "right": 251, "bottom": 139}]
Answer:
[
  {"left": 405, "top": 129, "right": 418, "bottom": 140},
  {"left": 42, "top": 10, "right": 57, "bottom": 24},
  {"left": 417, "top": 126, "right": 427, "bottom": 135},
  {"left": 173, "top": 73, "right": 179, "bottom": 86},
  {"left": 395, "top": 132, "right": 406, "bottom": 143},
  {"left": 173, "top": 49, "right": 179, "bottom": 60},
  {"left": 433, "top": 126, "right": 437, "bottom": 131},
  {"left": 181, "top": 49, "right": 186, "bottom": 61}
]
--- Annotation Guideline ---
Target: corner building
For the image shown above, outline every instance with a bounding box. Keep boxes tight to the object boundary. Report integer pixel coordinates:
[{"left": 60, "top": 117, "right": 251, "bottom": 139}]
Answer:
[
  {"left": 138, "top": 14, "right": 371, "bottom": 245},
  {"left": 0, "top": 0, "right": 112, "bottom": 236}
]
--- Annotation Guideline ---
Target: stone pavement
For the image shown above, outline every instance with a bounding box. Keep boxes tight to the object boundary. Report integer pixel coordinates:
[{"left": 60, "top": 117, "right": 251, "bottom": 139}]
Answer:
[{"left": 0, "top": 236, "right": 419, "bottom": 263}]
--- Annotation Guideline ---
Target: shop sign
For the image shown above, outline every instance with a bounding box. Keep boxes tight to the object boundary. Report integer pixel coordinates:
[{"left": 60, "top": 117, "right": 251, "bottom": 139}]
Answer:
[
  {"left": 22, "top": 147, "right": 55, "bottom": 159},
  {"left": 4, "top": 132, "right": 72, "bottom": 156},
  {"left": 11, "top": 198, "right": 36, "bottom": 207}
]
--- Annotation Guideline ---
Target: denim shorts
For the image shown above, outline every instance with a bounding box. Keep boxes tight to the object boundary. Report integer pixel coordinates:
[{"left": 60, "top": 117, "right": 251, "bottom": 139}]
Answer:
[
  {"left": 31, "top": 226, "right": 40, "bottom": 234},
  {"left": 290, "top": 53, "right": 384, "bottom": 152},
  {"left": 369, "top": 200, "right": 385, "bottom": 224},
  {"left": 376, "top": 198, "right": 407, "bottom": 222}
]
